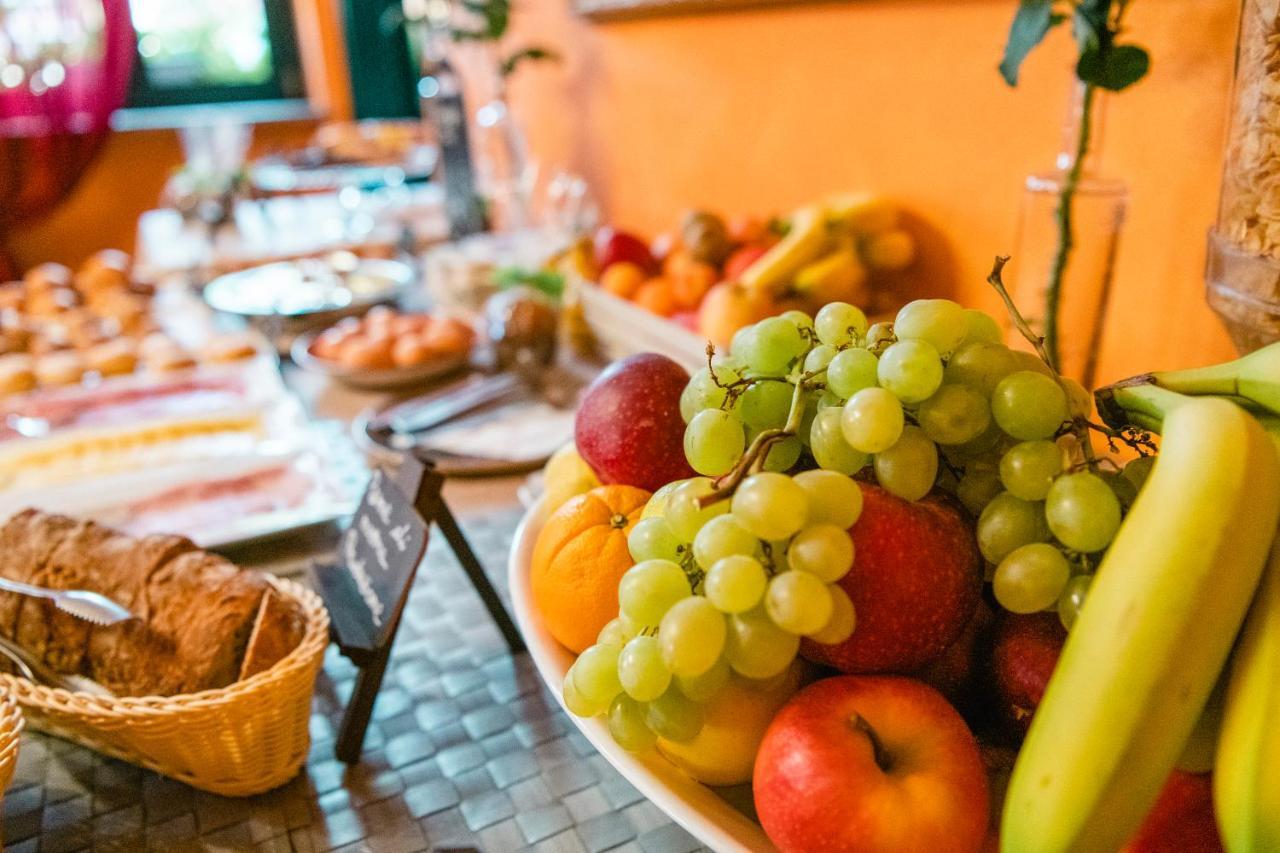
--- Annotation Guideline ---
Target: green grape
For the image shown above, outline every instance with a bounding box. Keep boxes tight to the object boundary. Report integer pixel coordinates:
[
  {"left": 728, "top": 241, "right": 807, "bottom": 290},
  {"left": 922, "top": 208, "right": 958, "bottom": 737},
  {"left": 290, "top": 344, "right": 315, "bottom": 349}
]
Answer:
[
  {"left": 684, "top": 409, "right": 746, "bottom": 476},
  {"left": 1009, "top": 349, "right": 1055, "bottom": 376},
  {"left": 644, "top": 478, "right": 688, "bottom": 520},
  {"left": 692, "top": 515, "right": 758, "bottom": 567},
  {"left": 598, "top": 616, "right": 637, "bottom": 646},
  {"left": 894, "top": 298, "right": 967, "bottom": 357},
  {"left": 744, "top": 316, "right": 807, "bottom": 376},
  {"left": 818, "top": 390, "right": 845, "bottom": 409},
  {"left": 725, "top": 607, "right": 800, "bottom": 679},
  {"left": 797, "top": 394, "right": 819, "bottom": 447},
  {"left": 676, "top": 656, "right": 731, "bottom": 703},
  {"left": 826, "top": 348, "right": 880, "bottom": 399},
  {"left": 991, "top": 371, "right": 1070, "bottom": 441},
  {"left": 730, "top": 324, "right": 756, "bottom": 361},
  {"left": 962, "top": 308, "right": 1003, "bottom": 346},
  {"left": 993, "top": 543, "right": 1071, "bottom": 614},
  {"left": 780, "top": 309, "right": 815, "bottom": 334},
  {"left": 865, "top": 322, "right": 895, "bottom": 349},
  {"left": 786, "top": 524, "right": 855, "bottom": 582},
  {"left": 628, "top": 517, "right": 683, "bottom": 563},
  {"left": 793, "top": 469, "right": 864, "bottom": 529},
  {"left": 758, "top": 434, "right": 803, "bottom": 472},
  {"left": 740, "top": 380, "right": 793, "bottom": 430},
  {"left": 874, "top": 425, "right": 939, "bottom": 502},
  {"left": 1045, "top": 472, "right": 1122, "bottom": 553},
  {"left": 608, "top": 694, "right": 657, "bottom": 752},
  {"left": 999, "top": 440, "right": 1064, "bottom": 501},
  {"left": 1101, "top": 470, "right": 1139, "bottom": 510},
  {"left": 731, "top": 472, "right": 808, "bottom": 540},
  {"left": 944, "top": 342, "right": 1019, "bottom": 397},
  {"left": 1062, "top": 376, "right": 1093, "bottom": 418},
  {"left": 814, "top": 302, "right": 869, "bottom": 347},
  {"left": 573, "top": 643, "right": 622, "bottom": 704},
  {"left": 877, "top": 339, "right": 944, "bottom": 404},
  {"left": 563, "top": 668, "right": 607, "bottom": 717},
  {"left": 659, "top": 597, "right": 727, "bottom": 677},
  {"left": 645, "top": 686, "right": 705, "bottom": 743},
  {"left": 1123, "top": 455, "right": 1156, "bottom": 493},
  {"left": 1057, "top": 573, "right": 1092, "bottom": 630},
  {"left": 618, "top": 635, "right": 672, "bottom": 701},
  {"left": 949, "top": 420, "right": 1006, "bottom": 460},
  {"left": 618, "top": 560, "right": 691, "bottom": 626},
  {"left": 808, "top": 584, "right": 856, "bottom": 645},
  {"left": 679, "top": 365, "right": 736, "bottom": 423},
  {"left": 765, "top": 570, "right": 833, "bottom": 635},
  {"left": 704, "top": 555, "right": 768, "bottom": 613},
  {"left": 841, "top": 387, "right": 905, "bottom": 453},
  {"left": 664, "top": 478, "right": 730, "bottom": 541},
  {"left": 957, "top": 462, "right": 1003, "bottom": 515},
  {"left": 804, "top": 344, "right": 838, "bottom": 373},
  {"left": 916, "top": 383, "right": 991, "bottom": 445},
  {"left": 977, "top": 492, "right": 1051, "bottom": 564},
  {"left": 809, "top": 408, "right": 870, "bottom": 474}
]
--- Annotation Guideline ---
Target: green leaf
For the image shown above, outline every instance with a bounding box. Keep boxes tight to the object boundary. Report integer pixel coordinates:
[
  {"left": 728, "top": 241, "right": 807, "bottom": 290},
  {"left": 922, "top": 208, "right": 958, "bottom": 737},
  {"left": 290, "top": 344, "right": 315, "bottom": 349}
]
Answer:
[
  {"left": 999, "top": 1, "right": 1066, "bottom": 87},
  {"left": 1077, "top": 43, "right": 1150, "bottom": 90}
]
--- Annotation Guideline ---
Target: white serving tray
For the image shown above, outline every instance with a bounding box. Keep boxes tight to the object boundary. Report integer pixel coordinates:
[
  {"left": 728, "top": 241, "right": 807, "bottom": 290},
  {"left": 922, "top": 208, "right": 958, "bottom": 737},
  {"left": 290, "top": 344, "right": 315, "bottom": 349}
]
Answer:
[
  {"left": 507, "top": 500, "right": 776, "bottom": 853},
  {"left": 577, "top": 283, "right": 708, "bottom": 374}
]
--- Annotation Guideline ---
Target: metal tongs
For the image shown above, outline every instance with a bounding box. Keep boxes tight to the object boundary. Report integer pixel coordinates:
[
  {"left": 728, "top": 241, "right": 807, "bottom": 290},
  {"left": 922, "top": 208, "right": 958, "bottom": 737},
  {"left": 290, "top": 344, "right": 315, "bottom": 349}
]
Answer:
[
  {"left": 0, "top": 578, "right": 134, "bottom": 626},
  {"left": 0, "top": 636, "right": 114, "bottom": 696}
]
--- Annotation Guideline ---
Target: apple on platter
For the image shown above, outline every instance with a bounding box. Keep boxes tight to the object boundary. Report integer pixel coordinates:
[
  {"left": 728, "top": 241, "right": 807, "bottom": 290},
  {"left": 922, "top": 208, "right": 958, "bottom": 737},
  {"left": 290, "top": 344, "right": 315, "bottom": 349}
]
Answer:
[
  {"left": 802, "top": 484, "right": 983, "bottom": 674},
  {"left": 754, "top": 675, "right": 989, "bottom": 853},
  {"left": 574, "top": 352, "right": 696, "bottom": 493}
]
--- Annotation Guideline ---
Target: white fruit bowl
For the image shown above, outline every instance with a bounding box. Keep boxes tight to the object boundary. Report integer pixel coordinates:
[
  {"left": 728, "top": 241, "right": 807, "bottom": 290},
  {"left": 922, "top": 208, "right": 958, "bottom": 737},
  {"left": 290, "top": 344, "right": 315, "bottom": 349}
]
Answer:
[{"left": 508, "top": 500, "right": 776, "bottom": 853}]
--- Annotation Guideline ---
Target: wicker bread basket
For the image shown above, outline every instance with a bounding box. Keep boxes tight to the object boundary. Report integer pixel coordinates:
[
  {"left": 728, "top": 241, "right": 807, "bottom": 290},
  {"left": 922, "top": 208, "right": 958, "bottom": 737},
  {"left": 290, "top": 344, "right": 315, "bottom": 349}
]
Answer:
[
  {"left": 0, "top": 686, "right": 22, "bottom": 797},
  {"left": 0, "top": 576, "right": 328, "bottom": 797}
]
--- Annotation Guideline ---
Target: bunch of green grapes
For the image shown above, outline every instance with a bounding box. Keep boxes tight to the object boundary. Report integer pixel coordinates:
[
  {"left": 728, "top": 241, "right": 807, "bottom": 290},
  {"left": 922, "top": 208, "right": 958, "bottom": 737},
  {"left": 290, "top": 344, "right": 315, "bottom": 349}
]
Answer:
[
  {"left": 678, "top": 298, "right": 1151, "bottom": 630},
  {"left": 562, "top": 469, "right": 861, "bottom": 751}
]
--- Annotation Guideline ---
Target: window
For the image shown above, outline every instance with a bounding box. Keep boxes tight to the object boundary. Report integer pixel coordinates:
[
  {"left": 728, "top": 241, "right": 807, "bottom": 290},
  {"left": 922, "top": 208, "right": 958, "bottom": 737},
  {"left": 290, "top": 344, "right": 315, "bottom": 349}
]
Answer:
[{"left": 125, "top": 0, "right": 304, "bottom": 108}]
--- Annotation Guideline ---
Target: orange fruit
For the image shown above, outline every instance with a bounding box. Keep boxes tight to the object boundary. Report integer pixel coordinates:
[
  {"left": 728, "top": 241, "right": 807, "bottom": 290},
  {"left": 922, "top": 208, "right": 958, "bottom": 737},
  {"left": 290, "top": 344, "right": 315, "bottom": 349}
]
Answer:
[
  {"left": 670, "top": 260, "right": 719, "bottom": 310},
  {"left": 531, "top": 485, "right": 651, "bottom": 653},
  {"left": 600, "top": 261, "right": 647, "bottom": 299},
  {"left": 633, "top": 277, "right": 678, "bottom": 317}
]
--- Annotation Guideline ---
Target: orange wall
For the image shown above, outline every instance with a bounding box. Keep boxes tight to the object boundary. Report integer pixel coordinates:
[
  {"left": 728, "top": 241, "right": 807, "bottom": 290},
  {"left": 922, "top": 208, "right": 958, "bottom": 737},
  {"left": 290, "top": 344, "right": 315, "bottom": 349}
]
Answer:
[{"left": 502, "top": 0, "right": 1241, "bottom": 383}]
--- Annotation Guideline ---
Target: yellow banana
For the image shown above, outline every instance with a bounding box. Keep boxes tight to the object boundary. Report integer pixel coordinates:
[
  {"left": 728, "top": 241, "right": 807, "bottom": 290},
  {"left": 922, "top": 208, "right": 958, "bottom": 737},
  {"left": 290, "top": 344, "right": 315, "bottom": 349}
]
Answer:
[
  {"left": 1001, "top": 397, "right": 1280, "bottom": 853},
  {"left": 738, "top": 205, "right": 830, "bottom": 291},
  {"left": 1114, "top": 340, "right": 1280, "bottom": 418},
  {"left": 1215, "top": 530, "right": 1280, "bottom": 853}
]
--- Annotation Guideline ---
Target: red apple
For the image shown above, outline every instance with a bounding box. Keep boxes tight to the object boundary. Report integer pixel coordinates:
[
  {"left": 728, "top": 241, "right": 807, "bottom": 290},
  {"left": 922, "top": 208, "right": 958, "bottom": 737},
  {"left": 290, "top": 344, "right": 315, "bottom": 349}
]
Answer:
[
  {"left": 990, "top": 611, "right": 1065, "bottom": 738},
  {"left": 754, "top": 675, "right": 989, "bottom": 853},
  {"left": 1125, "top": 771, "right": 1224, "bottom": 853},
  {"left": 723, "top": 244, "right": 769, "bottom": 282},
  {"left": 574, "top": 353, "right": 696, "bottom": 492},
  {"left": 914, "top": 598, "right": 996, "bottom": 714},
  {"left": 595, "top": 227, "right": 656, "bottom": 274},
  {"left": 802, "top": 485, "right": 982, "bottom": 673}
]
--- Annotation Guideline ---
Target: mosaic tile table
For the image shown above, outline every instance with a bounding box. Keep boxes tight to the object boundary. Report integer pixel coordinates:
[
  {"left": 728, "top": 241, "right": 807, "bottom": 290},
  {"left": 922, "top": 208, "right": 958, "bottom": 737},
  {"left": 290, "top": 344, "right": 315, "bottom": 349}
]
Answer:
[{"left": 1, "top": 502, "right": 709, "bottom": 853}]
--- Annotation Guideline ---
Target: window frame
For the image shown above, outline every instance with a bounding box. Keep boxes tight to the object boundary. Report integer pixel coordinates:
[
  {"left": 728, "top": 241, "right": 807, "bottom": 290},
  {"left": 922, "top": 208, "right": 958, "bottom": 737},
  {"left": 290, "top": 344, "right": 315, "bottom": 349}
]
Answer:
[{"left": 124, "top": 0, "right": 306, "bottom": 109}]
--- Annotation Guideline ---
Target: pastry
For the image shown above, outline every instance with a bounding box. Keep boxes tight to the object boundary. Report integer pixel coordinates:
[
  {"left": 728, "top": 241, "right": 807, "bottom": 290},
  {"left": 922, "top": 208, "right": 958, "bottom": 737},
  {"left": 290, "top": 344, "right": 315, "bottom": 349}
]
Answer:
[
  {"left": 34, "top": 351, "right": 85, "bottom": 387},
  {"left": 86, "top": 339, "right": 138, "bottom": 377},
  {"left": 23, "top": 262, "right": 72, "bottom": 292},
  {"left": 143, "top": 344, "right": 196, "bottom": 373},
  {"left": 0, "top": 283, "right": 24, "bottom": 312},
  {"left": 0, "top": 354, "right": 35, "bottom": 395},
  {"left": 199, "top": 332, "right": 257, "bottom": 364},
  {"left": 25, "top": 286, "right": 79, "bottom": 318}
]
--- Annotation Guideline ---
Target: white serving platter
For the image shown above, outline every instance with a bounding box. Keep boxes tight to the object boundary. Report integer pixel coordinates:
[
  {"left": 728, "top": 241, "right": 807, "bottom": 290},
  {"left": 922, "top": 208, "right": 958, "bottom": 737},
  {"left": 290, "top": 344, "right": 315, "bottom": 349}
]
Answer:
[{"left": 507, "top": 499, "right": 777, "bottom": 853}]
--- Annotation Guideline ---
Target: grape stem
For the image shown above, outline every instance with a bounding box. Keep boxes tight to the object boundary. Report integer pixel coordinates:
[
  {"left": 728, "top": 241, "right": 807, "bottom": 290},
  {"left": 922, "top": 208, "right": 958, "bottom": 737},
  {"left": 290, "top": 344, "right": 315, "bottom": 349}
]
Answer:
[
  {"left": 697, "top": 362, "right": 823, "bottom": 510},
  {"left": 987, "top": 255, "right": 1101, "bottom": 469}
]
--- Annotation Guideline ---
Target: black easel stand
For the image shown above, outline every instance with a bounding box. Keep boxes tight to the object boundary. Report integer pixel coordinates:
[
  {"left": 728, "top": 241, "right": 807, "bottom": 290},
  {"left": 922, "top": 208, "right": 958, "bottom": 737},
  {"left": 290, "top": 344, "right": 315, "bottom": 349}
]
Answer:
[{"left": 310, "top": 453, "right": 525, "bottom": 764}]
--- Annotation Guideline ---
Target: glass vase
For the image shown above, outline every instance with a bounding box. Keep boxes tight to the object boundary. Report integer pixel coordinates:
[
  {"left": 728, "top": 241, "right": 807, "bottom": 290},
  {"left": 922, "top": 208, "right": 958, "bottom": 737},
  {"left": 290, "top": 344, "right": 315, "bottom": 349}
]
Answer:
[
  {"left": 1206, "top": 0, "right": 1280, "bottom": 354},
  {"left": 1011, "top": 81, "right": 1128, "bottom": 389}
]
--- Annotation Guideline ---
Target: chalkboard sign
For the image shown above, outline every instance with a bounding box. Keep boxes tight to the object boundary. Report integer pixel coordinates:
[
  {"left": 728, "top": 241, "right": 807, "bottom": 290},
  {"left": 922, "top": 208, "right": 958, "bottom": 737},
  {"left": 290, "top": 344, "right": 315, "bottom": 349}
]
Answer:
[{"left": 311, "top": 453, "right": 524, "bottom": 762}]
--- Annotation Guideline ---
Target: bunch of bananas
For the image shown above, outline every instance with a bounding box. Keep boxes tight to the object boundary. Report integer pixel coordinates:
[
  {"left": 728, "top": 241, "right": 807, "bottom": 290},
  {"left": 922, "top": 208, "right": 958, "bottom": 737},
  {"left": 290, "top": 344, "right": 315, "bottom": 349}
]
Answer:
[{"left": 1002, "top": 341, "right": 1280, "bottom": 852}]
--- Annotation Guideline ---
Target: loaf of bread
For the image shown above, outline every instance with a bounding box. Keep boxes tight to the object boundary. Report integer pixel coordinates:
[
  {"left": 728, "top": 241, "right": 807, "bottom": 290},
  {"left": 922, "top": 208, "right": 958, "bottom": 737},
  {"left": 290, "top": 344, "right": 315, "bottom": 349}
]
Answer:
[{"left": 0, "top": 509, "right": 306, "bottom": 696}]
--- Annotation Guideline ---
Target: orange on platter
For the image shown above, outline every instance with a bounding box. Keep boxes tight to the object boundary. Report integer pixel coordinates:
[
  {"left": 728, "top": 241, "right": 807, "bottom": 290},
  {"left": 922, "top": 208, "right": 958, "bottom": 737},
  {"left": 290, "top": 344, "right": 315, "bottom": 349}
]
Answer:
[
  {"left": 531, "top": 484, "right": 651, "bottom": 654},
  {"left": 633, "top": 277, "right": 679, "bottom": 317},
  {"left": 670, "top": 259, "right": 719, "bottom": 311},
  {"left": 600, "top": 261, "right": 648, "bottom": 299}
]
